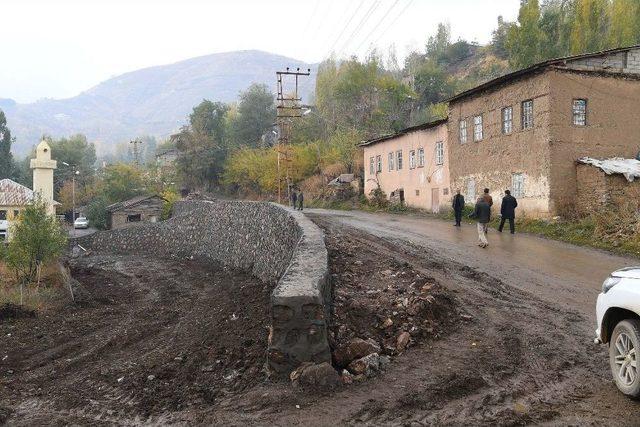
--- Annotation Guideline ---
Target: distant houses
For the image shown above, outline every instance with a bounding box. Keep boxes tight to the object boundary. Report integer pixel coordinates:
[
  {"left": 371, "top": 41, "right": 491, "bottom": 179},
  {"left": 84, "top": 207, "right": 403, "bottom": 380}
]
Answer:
[
  {"left": 362, "top": 44, "right": 640, "bottom": 218},
  {"left": 106, "top": 195, "right": 166, "bottom": 230}
]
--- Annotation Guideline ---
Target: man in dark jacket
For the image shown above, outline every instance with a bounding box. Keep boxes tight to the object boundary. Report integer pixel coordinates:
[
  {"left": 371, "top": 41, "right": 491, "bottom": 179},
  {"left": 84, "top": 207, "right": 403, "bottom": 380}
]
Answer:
[
  {"left": 471, "top": 197, "right": 491, "bottom": 248},
  {"left": 298, "top": 191, "right": 304, "bottom": 211},
  {"left": 452, "top": 189, "right": 465, "bottom": 226},
  {"left": 290, "top": 188, "right": 298, "bottom": 209},
  {"left": 499, "top": 189, "right": 518, "bottom": 234}
]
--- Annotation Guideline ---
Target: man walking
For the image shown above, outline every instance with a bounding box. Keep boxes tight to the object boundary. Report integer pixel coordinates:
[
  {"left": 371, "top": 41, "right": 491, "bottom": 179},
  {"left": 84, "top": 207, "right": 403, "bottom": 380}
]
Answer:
[
  {"left": 290, "top": 188, "right": 298, "bottom": 209},
  {"left": 298, "top": 190, "right": 304, "bottom": 211},
  {"left": 482, "top": 188, "right": 493, "bottom": 207},
  {"left": 471, "top": 196, "right": 491, "bottom": 248},
  {"left": 452, "top": 189, "right": 465, "bottom": 226},
  {"left": 499, "top": 189, "right": 518, "bottom": 234}
]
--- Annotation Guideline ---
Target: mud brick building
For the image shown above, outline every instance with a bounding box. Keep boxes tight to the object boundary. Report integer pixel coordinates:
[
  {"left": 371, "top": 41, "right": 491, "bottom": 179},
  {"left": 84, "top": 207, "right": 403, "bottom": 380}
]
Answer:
[
  {"left": 447, "top": 45, "right": 640, "bottom": 217},
  {"left": 361, "top": 119, "right": 450, "bottom": 212},
  {"left": 575, "top": 158, "right": 640, "bottom": 217},
  {"left": 106, "top": 195, "right": 166, "bottom": 230}
]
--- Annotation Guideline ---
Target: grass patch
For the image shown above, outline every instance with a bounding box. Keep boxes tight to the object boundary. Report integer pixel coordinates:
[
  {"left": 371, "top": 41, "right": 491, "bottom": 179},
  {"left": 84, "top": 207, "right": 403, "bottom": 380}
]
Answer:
[{"left": 0, "top": 261, "right": 68, "bottom": 313}]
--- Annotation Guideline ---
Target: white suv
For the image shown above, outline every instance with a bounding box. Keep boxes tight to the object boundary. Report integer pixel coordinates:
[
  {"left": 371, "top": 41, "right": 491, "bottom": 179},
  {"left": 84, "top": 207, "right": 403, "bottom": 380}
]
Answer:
[{"left": 596, "top": 267, "right": 640, "bottom": 397}]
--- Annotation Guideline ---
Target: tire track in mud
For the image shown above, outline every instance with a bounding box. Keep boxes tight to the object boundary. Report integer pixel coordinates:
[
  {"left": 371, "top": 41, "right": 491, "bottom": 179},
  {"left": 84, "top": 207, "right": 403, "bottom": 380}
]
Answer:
[{"left": 309, "top": 216, "right": 638, "bottom": 426}]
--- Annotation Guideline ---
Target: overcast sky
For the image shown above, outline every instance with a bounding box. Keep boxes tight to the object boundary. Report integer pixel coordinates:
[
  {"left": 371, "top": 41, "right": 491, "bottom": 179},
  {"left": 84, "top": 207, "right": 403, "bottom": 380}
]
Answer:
[{"left": 0, "top": 0, "right": 519, "bottom": 103}]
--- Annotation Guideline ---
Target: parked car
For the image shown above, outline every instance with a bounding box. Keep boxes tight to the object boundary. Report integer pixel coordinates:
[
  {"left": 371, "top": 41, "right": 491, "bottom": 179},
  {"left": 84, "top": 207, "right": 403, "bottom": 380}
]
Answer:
[
  {"left": 595, "top": 267, "right": 640, "bottom": 397},
  {"left": 74, "top": 217, "right": 89, "bottom": 229}
]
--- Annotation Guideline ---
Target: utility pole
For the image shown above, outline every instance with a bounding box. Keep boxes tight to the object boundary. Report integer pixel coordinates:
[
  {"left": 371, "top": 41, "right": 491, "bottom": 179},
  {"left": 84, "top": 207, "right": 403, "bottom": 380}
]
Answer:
[
  {"left": 275, "top": 67, "right": 311, "bottom": 205},
  {"left": 130, "top": 138, "right": 143, "bottom": 166}
]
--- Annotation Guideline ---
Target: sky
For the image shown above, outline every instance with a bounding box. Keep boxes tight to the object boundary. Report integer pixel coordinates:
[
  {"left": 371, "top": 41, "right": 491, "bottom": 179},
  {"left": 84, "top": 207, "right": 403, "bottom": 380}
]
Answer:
[{"left": 0, "top": 0, "right": 520, "bottom": 103}]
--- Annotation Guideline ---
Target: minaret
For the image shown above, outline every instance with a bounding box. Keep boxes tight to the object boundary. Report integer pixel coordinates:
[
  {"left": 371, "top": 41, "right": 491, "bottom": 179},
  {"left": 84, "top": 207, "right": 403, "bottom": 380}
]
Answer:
[{"left": 30, "top": 140, "right": 57, "bottom": 215}]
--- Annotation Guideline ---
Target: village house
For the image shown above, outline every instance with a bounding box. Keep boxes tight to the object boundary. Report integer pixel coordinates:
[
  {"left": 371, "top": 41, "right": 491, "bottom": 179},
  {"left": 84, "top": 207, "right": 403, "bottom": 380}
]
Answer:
[
  {"left": 361, "top": 119, "right": 450, "bottom": 213},
  {"left": 106, "top": 195, "right": 166, "bottom": 230},
  {"left": 0, "top": 180, "right": 34, "bottom": 241},
  {"left": 447, "top": 45, "right": 640, "bottom": 217}
]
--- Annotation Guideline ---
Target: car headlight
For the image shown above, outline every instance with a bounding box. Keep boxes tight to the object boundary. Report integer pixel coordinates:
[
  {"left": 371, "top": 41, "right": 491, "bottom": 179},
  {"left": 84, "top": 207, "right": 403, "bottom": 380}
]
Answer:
[{"left": 602, "top": 276, "right": 622, "bottom": 294}]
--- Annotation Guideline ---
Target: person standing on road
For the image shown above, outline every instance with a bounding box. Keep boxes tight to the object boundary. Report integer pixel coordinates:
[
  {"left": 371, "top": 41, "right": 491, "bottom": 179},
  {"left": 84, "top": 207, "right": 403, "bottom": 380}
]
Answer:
[
  {"left": 470, "top": 196, "right": 491, "bottom": 248},
  {"left": 498, "top": 189, "right": 518, "bottom": 234},
  {"left": 298, "top": 191, "right": 304, "bottom": 211},
  {"left": 452, "top": 189, "right": 465, "bottom": 227},
  {"left": 482, "top": 188, "right": 493, "bottom": 207},
  {"left": 290, "top": 188, "right": 298, "bottom": 209}
]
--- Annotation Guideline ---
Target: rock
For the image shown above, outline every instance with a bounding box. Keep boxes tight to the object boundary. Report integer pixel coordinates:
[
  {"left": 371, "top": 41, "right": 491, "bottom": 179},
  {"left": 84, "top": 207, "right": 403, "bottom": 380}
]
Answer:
[
  {"left": 289, "top": 362, "right": 314, "bottom": 382},
  {"left": 396, "top": 331, "right": 411, "bottom": 352},
  {"left": 333, "top": 338, "right": 381, "bottom": 368},
  {"left": 147, "top": 375, "right": 155, "bottom": 381},
  {"left": 295, "top": 362, "right": 341, "bottom": 390},
  {"left": 381, "top": 318, "right": 394, "bottom": 329},
  {"left": 348, "top": 353, "right": 380, "bottom": 377},
  {"left": 341, "top": 369, "right": 354, "bottom": 384},
  {"left": 379, "top": 355, "right": 391, "bottom": 370}
]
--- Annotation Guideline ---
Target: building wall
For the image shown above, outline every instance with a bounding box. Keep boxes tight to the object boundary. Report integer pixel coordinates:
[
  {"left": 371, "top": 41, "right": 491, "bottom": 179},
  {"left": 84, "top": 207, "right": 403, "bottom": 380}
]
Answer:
[
  {"left": 447, "top": 72, "right": 553, "bottom": 217},
  {"left": 576, "top": 164, "right": 640, "bottom": 216},
  {"left": 566, "top": 47, "right": 640, "bottom": 74},
  {"left": 0, "top": 205, "right": 25, "bottom": 241},
  {"left": 548, "top": 70, "right": 640, "bottom": 214},
  {"left": 109, "top": 202, "right": 164, "bottom": 230},
  {"left": 362, "top": 124, "right": 450, "bottom": 212}
]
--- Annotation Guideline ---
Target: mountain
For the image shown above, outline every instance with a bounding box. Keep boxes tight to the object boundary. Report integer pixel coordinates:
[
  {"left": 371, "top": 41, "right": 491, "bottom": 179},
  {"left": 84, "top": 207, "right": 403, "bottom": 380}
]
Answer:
[{"left": 4, "top": 50, "right": 317, "bottom": 155}]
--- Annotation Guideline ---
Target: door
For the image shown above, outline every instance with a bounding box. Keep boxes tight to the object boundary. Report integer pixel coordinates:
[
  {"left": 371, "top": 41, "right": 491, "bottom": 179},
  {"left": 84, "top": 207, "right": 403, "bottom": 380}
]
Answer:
[{"left": 431, "top": 188, "right": 440, "bottom": 214}]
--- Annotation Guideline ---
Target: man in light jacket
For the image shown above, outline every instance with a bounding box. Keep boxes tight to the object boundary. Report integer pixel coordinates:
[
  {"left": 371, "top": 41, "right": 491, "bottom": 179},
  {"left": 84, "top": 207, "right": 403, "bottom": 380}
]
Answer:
[{"left": 470, "top": 196, "right": 491, "bottom": 248}]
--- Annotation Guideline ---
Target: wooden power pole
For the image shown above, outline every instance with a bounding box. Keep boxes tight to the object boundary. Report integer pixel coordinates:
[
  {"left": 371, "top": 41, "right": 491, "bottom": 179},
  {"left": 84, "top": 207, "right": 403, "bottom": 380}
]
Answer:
[{"left": 275, "top": 67, "right": 311, "bottom": 205}]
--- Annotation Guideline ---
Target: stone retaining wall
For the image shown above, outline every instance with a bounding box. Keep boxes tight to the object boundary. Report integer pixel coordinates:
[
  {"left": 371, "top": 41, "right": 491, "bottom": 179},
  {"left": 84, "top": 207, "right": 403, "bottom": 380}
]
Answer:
[{"left": 75, "top": 199, "right": 331, "bottom": 373}]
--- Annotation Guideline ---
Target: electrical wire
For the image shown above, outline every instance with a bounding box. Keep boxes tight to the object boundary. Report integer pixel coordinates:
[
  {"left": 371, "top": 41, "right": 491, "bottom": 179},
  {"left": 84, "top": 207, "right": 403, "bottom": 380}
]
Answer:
[
  {"left": 337, "top": 0, "right": 382, "bottom": 57},
  {"left": 353, "top": 0, "right": 401, "bottom": 54}
]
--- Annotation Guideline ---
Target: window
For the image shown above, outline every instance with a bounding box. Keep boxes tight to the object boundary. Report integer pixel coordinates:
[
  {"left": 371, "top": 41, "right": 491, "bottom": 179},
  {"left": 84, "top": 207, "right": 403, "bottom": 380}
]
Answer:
[
  {"left": 396, "top": 150, "right": 403, "bottom": 170},
  {"left": 376, "top": 155, "right": 382, "bottom": 173},
  {"left": 12, "top": 210, "right": 19, "bottom": 219},
  {"left": 473, "top": 115, "right": 483, "bottom": 141},
  {"left": 443, "top": 188, "right": 449, "bottom": 196},
  {"left": 0, "top": 210, "right": 6, "bottom": 220},
  {"left": 502, "top": 106, "right": 513, "bottom": 134},
  {"left": 435, "top": 141, "right": 444, "bottom": 165},
  {"left": 459, "top": 120, "right": 468, "bottom": 144},
  {"left": 417, "top": 148, "right": 425, "bottom": 167},
  {"left": 415, "top": 189, "right": 420, "bottom": 196},
  {"left": 512, "top": 173, "right": 525, "bottom": 198},
  {"left": 409, "top": 150, "right": 416, "bottom": 169},
  {"left": 388, "top": 152, "right": 395, "bottom": 171},
  {"left": 521, "top": 100, "right": 534, "bottom": 129},
  {"left": 127, "top": 214, "right": 142, "bottom": 222},
  {"left": 369, "top": 157, "right": 374, "bottom": 175},
  {"left": 466, "top": 178, "right": 476, "bottom": 202},
  {"left": 573, "top": 99, "right": 587, "bottom": 126}
]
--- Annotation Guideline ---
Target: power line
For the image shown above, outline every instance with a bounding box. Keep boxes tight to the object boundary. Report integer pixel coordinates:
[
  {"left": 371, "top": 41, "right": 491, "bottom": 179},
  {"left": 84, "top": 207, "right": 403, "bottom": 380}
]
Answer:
[
  {"left": 323, "top": 0, "right": 366, "bottom": 58},
  {"left": 337, "top": 0, "right": 382, "bottom": 57},
  {"left": 353, "top": 0, "right": 402, "bottom": 54},
  {"left": 371, "top": 0, "right": 414, "bottom": 47}
]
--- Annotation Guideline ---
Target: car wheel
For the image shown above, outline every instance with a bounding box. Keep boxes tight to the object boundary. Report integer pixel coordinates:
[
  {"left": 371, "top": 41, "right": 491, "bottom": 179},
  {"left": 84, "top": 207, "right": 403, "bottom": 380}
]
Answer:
[{"left": 609, "top": 319, "right": 640, "bottom": 397}]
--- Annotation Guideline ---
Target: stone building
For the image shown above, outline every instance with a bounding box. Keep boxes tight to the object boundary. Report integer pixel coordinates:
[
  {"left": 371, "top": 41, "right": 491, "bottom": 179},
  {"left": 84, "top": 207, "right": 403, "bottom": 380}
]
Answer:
[
  {"left": 361, "top": 119, "right": 450, "bottom": 212},
  {"left": 447, "top": 45, "right": 640, "bottom": 217},
  {"left": 106, "top": 195, "right": 166, "bottom": 230}
]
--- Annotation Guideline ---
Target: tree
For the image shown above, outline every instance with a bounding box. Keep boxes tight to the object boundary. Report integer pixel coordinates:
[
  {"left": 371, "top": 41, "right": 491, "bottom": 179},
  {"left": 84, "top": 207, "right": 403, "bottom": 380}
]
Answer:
[
  {"left": 570, "top": 0, "right": 611, "bottom": 54},
  {"left": 4, "top": 198, "right": 67, "bottom": 286},
  {"left": 507, "top": 0, "right": 545, "bottom": 68},
  {"left": 101, "top": 163, "right": 146, "bottom": 202},
  {"left": 228, "top": 84, "right": 276, "bottom": 147},
  {"left": 0, "top": 109, "right": 15, "bottom": 180},
  {"left": 609, "top": 0, "right": 640, "bottom": 47},
  {"left": 50, "top": 134, "right": 97, "bottom": 196}
]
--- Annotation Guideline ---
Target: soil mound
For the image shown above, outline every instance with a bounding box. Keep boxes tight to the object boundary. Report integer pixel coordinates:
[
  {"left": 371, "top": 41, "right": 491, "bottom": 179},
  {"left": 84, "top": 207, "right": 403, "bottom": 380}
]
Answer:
[{"left": 0, "top": 303, "right": 36, "bottom": 321}]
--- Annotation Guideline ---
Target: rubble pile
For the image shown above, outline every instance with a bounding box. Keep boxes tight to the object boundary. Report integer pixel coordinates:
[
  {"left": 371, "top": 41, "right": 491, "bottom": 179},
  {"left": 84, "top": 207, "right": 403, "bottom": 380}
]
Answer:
[{"left": 323, "top": 230, "right": 456, "bottom": 384}]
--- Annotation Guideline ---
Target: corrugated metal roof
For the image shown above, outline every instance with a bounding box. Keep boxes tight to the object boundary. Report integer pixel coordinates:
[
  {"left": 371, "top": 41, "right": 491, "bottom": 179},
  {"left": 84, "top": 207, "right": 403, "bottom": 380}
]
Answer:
[
  {"left": 0, "top": 179, "right": 34, "bottom": 206},
  {"left": 359, "top": 118, "right": 448, "bottom": 147}
]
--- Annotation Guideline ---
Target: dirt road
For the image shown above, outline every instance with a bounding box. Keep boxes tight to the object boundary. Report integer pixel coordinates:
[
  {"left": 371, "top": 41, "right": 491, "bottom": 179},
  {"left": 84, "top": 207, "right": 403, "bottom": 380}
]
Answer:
[{"left": 298, "top": 209, "right": 639, "bottom": 425}]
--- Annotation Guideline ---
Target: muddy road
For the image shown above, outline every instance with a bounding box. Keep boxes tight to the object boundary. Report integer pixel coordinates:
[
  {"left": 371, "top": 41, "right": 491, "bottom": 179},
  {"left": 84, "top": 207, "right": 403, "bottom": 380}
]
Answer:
[{"left": 2, "top": 209, "right": 639, "bottom": 425}]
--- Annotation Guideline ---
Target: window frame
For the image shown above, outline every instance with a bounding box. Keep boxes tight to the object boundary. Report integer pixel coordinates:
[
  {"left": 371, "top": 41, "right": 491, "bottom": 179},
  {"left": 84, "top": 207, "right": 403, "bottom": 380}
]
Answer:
[
  {"left": 466, "top": 178, "right": 476, "bottom": 202},
  {"left": 435, "top": 141, "right": 444, "bottom": 166},
  {"left": 512, "top": 173, "right": 525, "bottom": 198},
  {"left": 388, "top": 152, "right": 395, "bottom": 172},
  {"left": 459, "top": 119, "right": 468, "bottom": 144},
  {"left": 376, "top": 155, "right": 382, "bottom": 173},
  {"left": 396, "top": 150, "right": 403, "bottom": 170},
  {"left": 572, "top": 98, "right": 587, "bottom": 126},
  {"left": 369, "top": 156, "right": 375, "bottom": 175},
  {"left": 0, "top": 210, "right": 6, "bottom": 221},
  {"left": 409, "top": 150, "right": 416, "bottom": 169},
  {"left": 501, "top": 106, "right": 513, "bottom": 134},
  {"left": 521, "top": 99, "right": 534, "bottom": 130},
  {"left": 473, "top": 114, "right": 483, "bottom": 142}
]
